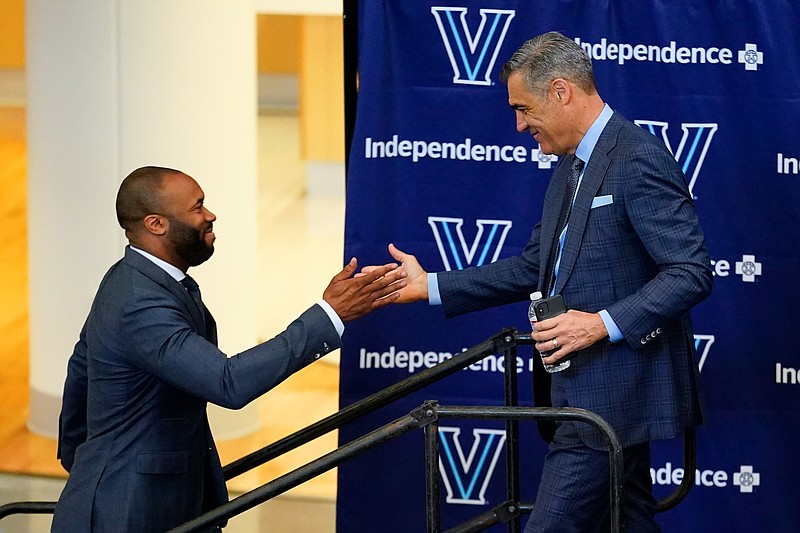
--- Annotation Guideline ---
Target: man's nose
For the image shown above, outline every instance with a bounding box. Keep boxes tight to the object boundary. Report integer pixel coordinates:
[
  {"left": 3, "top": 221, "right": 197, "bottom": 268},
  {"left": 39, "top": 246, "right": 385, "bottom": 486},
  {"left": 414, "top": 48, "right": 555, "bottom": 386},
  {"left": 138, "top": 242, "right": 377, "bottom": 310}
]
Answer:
[{"left": 515, "top": 112, "right": 529, "bottom": 133}]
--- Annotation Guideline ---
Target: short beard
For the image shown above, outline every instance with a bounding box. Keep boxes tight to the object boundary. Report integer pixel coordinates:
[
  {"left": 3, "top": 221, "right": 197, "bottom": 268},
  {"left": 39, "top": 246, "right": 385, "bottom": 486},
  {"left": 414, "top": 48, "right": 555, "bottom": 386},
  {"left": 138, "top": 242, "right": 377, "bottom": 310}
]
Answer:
[{"left": 167, "top": 216, "right": 214, "bottom": 267}]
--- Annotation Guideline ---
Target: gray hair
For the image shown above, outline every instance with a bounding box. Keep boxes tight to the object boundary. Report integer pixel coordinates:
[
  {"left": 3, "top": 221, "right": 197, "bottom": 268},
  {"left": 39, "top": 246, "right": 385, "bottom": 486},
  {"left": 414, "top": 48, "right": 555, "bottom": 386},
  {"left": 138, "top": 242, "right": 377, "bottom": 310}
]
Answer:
[{"left": 500, "top": 31, "right": 596, "bottom": 97}]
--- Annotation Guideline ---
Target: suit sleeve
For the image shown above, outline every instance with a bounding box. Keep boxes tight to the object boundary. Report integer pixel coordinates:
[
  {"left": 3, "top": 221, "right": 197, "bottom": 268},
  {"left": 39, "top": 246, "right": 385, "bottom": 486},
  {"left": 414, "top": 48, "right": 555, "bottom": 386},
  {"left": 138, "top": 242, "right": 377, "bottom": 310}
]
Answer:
[
  {"left": 120, "top": 295, "right": 341, "bottom": 409},
  {"left": 57, "top": 324, "right": 89, "bottom": 472},
  {"left": 605, "top": 141, "right": 712, "bottom": 349},
  {"left": 437, "top": 222, "right": 542, "bottom": 318}
]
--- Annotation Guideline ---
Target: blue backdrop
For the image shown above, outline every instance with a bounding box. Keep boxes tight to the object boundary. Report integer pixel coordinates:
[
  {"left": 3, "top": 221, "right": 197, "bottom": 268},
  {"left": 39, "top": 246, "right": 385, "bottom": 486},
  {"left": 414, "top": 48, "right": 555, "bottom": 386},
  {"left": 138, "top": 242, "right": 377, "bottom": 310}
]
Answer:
[{"left": 338, "top": 1, "right": 800, "bottom": 531}]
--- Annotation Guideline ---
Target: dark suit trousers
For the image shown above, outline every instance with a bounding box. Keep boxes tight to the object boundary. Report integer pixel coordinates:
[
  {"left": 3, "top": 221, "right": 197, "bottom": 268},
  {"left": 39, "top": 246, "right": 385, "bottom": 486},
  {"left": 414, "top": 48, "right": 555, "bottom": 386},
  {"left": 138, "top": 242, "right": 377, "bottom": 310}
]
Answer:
[
  {"left": 523, "top": 426, "right": 660, "bottom": 533},
  {"left": 524, "top": 379, "right": 661, "bottom": 533}
]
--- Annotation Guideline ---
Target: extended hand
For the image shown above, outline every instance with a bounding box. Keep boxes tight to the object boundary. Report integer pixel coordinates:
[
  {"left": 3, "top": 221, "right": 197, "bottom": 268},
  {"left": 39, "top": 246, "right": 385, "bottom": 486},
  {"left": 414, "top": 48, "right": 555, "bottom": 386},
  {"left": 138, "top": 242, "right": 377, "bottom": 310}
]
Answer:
[
  {"left": 530, "top": 310, "right": 608, "bottom": 365},
  {"left": 359, "top": 244, "right": 429, "bottom": 304},
  {"left": 323, "top": 258, "right": 406, "bottom": 322}
]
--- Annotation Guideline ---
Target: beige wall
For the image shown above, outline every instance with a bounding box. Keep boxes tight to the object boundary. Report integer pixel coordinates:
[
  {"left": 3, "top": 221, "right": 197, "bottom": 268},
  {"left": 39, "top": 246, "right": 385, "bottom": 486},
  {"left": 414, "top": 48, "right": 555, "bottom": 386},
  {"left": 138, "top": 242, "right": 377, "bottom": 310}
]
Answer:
[
  {"left": 1, "top": 8, "right": 307, "bottom": 75},
  {"left": 0, "top": 5, "right": 343, "bottom": 164}
]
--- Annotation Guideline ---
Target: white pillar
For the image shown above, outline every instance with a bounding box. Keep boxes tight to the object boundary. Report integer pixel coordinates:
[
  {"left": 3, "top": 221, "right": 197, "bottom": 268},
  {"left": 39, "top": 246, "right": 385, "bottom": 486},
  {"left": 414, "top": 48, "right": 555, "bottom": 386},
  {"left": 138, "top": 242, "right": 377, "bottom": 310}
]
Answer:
[{"left": 26, "top": 0, "right": 259, "bottom": 438}]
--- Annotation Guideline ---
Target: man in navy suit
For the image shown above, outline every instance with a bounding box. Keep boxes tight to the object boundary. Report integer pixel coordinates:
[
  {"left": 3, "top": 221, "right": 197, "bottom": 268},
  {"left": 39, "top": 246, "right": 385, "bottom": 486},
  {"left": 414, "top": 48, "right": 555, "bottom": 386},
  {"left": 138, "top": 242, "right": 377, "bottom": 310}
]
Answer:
[
  {"left": 379, "top": 32, "right": 712, "bottom": 531},
  {"left": 53, "top": 166, "right": 406, "bottom": 532}
]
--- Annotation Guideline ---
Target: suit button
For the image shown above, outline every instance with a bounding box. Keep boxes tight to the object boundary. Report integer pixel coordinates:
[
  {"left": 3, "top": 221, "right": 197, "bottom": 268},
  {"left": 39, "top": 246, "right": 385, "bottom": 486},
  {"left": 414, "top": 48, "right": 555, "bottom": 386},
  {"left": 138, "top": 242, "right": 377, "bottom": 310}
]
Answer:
[{"left": 314, "top": 353, "right": 321, "bottom": 360}]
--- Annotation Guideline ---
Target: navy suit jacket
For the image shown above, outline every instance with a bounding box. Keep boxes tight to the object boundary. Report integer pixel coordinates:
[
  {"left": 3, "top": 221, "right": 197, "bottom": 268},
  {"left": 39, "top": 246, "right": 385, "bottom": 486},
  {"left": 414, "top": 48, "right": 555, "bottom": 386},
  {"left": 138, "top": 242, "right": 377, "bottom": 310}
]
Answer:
[
  {"left": 438, "top": 112, "right": 712, "bottom": 450},
  {"left": 53, "top": 247, "right": 341, "bottom": 532}
]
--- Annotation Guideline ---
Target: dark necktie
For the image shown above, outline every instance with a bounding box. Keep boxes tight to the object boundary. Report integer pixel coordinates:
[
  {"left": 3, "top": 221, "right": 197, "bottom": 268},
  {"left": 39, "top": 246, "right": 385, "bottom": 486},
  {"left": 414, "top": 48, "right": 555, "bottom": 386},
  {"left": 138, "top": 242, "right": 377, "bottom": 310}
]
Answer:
[
  {"left": 181, "top": 275, "right": 204, "bottom": 314},
  {"left": 533, "top": 155, "right": 584, "bottom": 444},
  {"left": 544, "top": 155, "right": 584, "bottom": 296}
]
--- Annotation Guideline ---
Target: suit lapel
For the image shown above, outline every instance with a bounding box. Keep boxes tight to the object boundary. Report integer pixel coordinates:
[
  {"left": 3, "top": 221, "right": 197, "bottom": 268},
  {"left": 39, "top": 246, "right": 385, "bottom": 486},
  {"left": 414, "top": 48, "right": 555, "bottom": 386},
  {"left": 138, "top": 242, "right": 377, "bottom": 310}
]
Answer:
[
  {"left": 122, "top": 247, "right": 208, "bottom": 335},
  {"left": 553, "top": 114, "right": 622, "bottom": 294}
]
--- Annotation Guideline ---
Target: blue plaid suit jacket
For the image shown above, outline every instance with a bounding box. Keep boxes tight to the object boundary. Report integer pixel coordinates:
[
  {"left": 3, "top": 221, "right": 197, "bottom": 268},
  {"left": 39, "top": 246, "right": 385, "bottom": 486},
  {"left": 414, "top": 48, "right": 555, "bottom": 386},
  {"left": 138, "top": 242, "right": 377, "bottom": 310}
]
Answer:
[
  {"left": 438, "top": 111, "right": 712, "bottom": 449},
  {"left": 53, "top": 247, "right": 341, "bottom": 532}
]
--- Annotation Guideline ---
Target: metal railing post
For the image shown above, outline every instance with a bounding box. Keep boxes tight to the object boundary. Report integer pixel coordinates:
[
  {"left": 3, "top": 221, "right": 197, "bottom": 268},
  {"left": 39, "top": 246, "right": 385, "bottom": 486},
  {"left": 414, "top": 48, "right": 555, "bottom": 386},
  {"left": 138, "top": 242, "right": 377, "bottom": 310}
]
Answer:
[
  {"left": 502, "top": 341, "right": 521, "bottom": 533},
  {"left": 425, "top": 410, "right": 441, "bottom": 533},
  {"left": 433, "top": 405, "right": 625, "bottom": 533}
]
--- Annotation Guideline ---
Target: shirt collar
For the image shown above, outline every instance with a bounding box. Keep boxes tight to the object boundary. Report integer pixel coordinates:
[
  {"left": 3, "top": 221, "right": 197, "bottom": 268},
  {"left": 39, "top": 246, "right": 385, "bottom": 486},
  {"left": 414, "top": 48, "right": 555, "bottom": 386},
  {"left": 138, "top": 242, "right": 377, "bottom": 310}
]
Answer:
[
  {"left": 129, "top": 245, "right": 186, "bottom": 282},
  {"left": 575, "top": 103, "right": 613, "bottom": 164}
]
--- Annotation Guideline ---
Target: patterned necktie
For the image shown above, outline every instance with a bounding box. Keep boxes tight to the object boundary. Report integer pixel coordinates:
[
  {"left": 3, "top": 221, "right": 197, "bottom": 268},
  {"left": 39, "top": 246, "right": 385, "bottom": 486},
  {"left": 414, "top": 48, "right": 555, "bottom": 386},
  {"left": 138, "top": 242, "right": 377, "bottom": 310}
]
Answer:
[{"left": 545, "top": 155, "right": 584, "bottom": 295}]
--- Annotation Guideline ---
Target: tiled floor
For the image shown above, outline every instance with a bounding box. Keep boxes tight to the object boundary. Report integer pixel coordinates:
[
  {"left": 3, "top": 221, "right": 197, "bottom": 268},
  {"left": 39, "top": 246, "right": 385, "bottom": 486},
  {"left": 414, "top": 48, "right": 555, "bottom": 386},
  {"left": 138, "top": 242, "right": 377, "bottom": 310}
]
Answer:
[{"left": 0, "top": 107, "right": 342, "bottom": 532}]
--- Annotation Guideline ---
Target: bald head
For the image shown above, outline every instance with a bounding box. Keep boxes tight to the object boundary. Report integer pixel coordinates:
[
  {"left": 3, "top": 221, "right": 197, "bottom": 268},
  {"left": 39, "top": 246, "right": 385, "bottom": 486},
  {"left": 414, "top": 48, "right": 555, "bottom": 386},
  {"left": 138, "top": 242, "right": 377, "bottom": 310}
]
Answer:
[
  {"left": 116, "top": 166, "right": 183, "bottom": 234},
  {"left": 115, "top": 166, "right": 217, "bottom": 270}
]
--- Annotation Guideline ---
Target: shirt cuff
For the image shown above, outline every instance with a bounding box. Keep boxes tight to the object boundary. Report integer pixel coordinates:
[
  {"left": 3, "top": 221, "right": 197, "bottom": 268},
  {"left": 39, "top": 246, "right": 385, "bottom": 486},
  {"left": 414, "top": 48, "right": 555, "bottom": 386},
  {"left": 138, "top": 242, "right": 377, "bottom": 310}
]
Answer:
[
  {"left": 427, "top": 273, "right": 442, "bottom": 305},
  {"left": 598, "top": 309, "right": 623, "bottom": 343},
  {"left": 317, "top": 299, "right": 345, "bottom": 338}
]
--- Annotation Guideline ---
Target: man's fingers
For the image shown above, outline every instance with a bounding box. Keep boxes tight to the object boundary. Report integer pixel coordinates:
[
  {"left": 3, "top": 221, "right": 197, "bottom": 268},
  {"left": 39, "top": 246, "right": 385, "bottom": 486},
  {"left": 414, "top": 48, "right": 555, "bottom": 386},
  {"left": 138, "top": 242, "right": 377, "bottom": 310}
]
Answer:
[
  {"left": 388, "top": 243, "right": 409, "bottom": 262},
  {"left": 357, "top": 262, "right": 399, "bottom": 285},
  {"left": 371, "top": 278, "right": 407, "bottom": 299},
  {"left": 375, "top": 290, "right": 402, "bottom": 304},
  {"left": 331, "top": 257, "right": 358, "bottom": 282}
]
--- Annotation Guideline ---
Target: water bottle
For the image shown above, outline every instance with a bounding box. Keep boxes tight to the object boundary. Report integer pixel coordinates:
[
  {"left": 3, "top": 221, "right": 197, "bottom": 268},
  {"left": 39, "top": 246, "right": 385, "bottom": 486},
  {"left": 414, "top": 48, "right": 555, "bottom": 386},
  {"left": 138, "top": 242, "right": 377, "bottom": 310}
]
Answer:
[{"left": 528, "top": 291, "right": 570, "bottom": 373}]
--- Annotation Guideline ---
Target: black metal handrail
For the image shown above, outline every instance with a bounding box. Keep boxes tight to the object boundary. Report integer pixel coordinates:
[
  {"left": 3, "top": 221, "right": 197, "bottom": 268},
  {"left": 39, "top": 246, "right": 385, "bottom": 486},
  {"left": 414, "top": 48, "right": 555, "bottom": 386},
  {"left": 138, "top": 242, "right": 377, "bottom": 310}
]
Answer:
[
  {"left": 167, "top": 403, "right": 439, "bottom": 532},
  {"left": 0, "top": 329, "right": 514, "bottom": 523},
  {"left": 0, "top": 501, "right": 56, "bottom": 520},
  {"left": 167, "top": 401, "right": 625, "bottom": 533},
  {"left": 424, "top": 404, "right": 625, "bottom": 533},
  {"left": 222, "top": 330, "right": 515, "bottom": 479},
  {"left": 0, "top": 328, "right": 697, "bottom": 529},
  {"left": 510, "top": 334, "right": 697, "bottom": 515},
  {"left": 655, "top": 429, "right": 697, "bottom": 512}
]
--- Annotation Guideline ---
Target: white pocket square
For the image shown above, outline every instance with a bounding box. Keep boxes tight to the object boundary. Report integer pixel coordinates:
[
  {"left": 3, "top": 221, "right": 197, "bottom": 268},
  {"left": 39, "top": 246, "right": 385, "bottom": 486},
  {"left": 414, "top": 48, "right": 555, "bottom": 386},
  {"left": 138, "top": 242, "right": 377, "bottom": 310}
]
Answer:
[{"left": 591, "top": 195, "right": 613, "bottom": 208}]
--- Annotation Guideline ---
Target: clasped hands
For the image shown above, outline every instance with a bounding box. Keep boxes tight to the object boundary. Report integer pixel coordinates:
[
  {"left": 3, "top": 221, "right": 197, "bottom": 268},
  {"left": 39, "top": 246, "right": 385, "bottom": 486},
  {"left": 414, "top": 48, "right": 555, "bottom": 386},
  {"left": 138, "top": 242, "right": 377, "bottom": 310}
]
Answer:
[
  {"left": 322, "top": 257, "right": 408, "bottom": 322},
  {"left": 355, "top": 243, "right": 610, "bottom": 363},
  {"left": 324, "top": 243, "right": 434, "bottom": 322}
]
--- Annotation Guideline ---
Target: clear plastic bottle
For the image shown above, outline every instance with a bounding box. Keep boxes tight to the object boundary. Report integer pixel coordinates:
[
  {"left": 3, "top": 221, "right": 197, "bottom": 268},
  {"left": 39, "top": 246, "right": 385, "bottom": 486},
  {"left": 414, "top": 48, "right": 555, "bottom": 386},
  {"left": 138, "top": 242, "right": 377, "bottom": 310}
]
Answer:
[{"left": 528, "top": 292, "right": 570, "bottom": 373}]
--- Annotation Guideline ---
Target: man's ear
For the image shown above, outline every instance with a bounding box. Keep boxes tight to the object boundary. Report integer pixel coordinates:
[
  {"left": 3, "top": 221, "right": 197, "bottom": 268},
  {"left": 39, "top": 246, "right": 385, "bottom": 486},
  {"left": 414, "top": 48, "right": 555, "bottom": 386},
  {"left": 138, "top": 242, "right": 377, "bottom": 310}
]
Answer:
[
  {"left": 143, "top": 214, "right": 168, "bottom": 236},
  {"left": 551, "top": 78, "right": 570, "bottom": 103}
]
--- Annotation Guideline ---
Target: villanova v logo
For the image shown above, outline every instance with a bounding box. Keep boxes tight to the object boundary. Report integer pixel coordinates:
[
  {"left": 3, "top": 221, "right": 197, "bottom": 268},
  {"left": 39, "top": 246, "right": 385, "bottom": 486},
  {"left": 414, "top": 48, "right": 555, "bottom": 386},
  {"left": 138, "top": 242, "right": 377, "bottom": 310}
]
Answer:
[
  {"left": 635, "top": 120, "right": 718, "bottom": 198},
  {"left": 438, "top": 426, "right": 507, "bottom": 505},
  {"left": 428, "top": 216, "right": 512, "bottom": 271},
  {"left": 431, "top": 7, "right": 515, "bottom": 86},
  {"left": 693, "top": 334, "right": 715, "bottom": 373}
]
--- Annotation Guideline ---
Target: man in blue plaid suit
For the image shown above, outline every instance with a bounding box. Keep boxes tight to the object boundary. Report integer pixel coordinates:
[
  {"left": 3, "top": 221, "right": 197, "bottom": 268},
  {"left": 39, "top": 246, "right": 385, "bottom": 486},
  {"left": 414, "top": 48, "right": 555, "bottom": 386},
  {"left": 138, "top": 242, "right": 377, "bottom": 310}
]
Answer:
[{"left": 379, "top": 32, "right": 712, "bottom": 531}]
